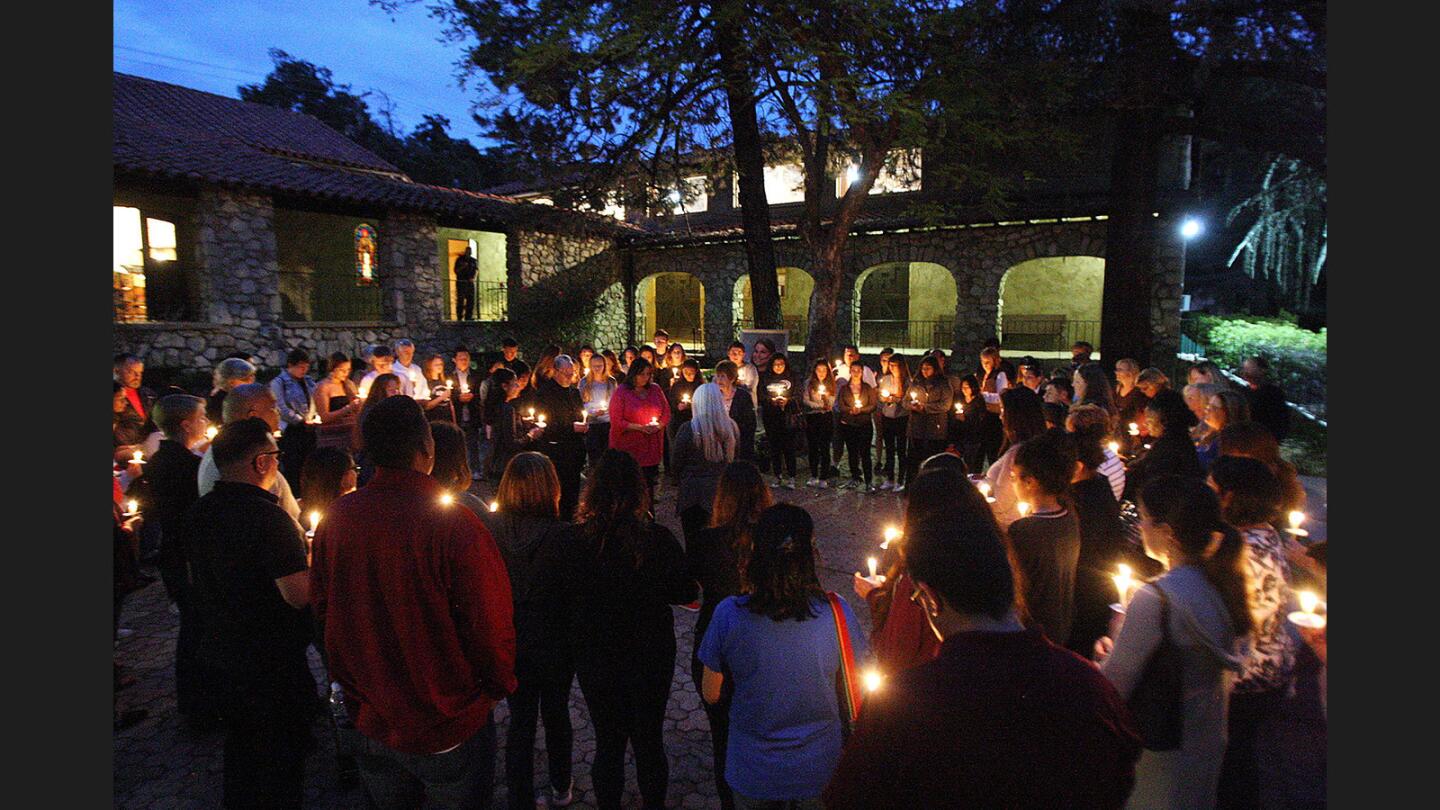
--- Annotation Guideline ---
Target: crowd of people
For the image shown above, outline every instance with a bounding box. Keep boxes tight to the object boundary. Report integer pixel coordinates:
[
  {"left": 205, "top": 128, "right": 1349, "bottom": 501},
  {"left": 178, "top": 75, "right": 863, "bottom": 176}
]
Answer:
[{"left": 111, "top": 332, "right": 1326, "bottom": 809}]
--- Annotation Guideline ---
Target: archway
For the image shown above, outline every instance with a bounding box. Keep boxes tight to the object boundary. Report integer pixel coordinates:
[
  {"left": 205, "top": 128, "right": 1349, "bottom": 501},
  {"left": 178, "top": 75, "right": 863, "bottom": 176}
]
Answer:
[
  {"left": 852, "top": 261, "right": 956, "bottom": 351},
  {"left": 636, "top": 272, "right": 706, "bottom": 349},
  {"left": 997, "top": 256, "right": 1105, "bottom": 355},
  {"left": 732, "top": 267, "right": 814, "bottom": 349}
]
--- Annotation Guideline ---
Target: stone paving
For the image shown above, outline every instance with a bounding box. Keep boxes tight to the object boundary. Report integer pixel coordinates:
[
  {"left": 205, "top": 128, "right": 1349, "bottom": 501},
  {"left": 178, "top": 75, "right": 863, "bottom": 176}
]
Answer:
[{"left": 113, "top": 475, "right": 904, "bottom": 810}]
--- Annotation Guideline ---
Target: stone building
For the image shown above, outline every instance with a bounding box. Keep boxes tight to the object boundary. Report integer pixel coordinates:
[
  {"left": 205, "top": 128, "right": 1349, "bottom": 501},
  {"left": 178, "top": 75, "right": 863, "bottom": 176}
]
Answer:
[{"left": 113, "top": 72, "right": 1188, "bottom": 369}]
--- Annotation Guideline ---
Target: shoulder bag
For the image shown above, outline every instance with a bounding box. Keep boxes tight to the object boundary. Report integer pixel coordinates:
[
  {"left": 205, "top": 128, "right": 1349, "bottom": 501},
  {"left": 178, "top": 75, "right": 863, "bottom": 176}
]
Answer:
[{"left": 827, "top": 591, "right": 863, "bottom": 740}]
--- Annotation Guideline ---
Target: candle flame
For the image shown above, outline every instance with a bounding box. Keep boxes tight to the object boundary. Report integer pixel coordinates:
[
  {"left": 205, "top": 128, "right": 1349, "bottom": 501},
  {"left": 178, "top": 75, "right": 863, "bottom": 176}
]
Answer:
[
  {"left": 976, "top": 481, "right": 991, "bottom": 497},
  {"left": 1288, "top": 510, "right": 1306, "bottom": 529},
  {"left": 132, "top": 450, "right": 143, "bottom": 463},
  {"left": 126, "top": 499, "right": 138, "bottom": 514},
  {"left": 206, "top": 426, "right": 218, "bottom": 440},
  {"left": 881, "top": 526, "right": 902, "bottom": 551},
  {"left": 489, "top": 500, "right": 499, "bottom": 513},
  {"left": 1017, "top": 501, "right": 1032, "bottom": 517},
  {"left": 1107, "top": 440, "right": 1120, "bottom": 454},
  {"left": 862, "top": 668, "right": 883, "bottom": 693},
  {"left": 439, "top": 492, "right": 455, "bottom": 507},
  {"left": 867, "top": 556, "right": 878, "bottom": 578},
  {"left": 1299, "top": 591, "right": 1320, "bottom": 614},
  {"left": 308, "top": 511, "right": 321, "bottom": 533},
  {"left": 1128, "top": 422, "right": 1140, "bottom": 436},
  {"left": 1113, "top": 563, "right": 1133, "bottom": 604}
]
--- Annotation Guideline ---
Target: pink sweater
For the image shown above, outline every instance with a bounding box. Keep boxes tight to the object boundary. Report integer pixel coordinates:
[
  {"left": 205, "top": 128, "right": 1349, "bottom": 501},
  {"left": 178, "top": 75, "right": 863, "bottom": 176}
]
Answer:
[{"left": 609, "top": 383, "right": 671, "bottom": 467}]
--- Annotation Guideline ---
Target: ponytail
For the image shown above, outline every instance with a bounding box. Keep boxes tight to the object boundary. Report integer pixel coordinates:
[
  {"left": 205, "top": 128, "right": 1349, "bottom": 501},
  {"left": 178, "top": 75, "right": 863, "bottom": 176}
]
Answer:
[{"left": 1139, "top": 475, "right": 1255, "bottom": 637}]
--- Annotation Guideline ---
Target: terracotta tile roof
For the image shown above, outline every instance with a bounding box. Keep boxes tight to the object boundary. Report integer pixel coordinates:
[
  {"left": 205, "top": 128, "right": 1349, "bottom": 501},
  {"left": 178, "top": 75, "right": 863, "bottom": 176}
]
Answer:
[{"left": 113, "top": 73, "right": 638, "bottom": 234}]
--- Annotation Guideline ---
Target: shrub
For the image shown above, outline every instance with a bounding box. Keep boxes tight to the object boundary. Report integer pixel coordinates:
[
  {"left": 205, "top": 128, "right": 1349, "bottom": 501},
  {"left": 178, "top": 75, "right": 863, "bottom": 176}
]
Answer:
[{"left": 1181, "top": 314, "right": 1327, "bottom": 418}]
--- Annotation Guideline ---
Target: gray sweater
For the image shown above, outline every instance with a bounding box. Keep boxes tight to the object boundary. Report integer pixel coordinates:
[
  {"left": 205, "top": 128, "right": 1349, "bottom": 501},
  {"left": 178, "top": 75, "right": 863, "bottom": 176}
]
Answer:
[
  {"left": 1101, "top": 564, "right": 1248, "bottom": 809},
  {"left": 670, "top": 421, "right": 731, "bottom": 515}
]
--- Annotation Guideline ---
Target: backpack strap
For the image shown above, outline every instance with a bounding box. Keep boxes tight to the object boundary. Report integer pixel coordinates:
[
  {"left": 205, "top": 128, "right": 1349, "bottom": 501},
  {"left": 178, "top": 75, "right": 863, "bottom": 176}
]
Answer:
[{"left": 827, "top": 591, "right": 862, "bottom": 724}]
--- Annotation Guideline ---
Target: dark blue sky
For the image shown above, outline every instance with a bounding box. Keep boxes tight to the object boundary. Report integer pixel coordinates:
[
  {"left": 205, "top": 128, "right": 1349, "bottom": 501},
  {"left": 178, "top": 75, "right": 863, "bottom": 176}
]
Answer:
[{"left": 114, "top": 0, "right": 496, "bottom": 146}]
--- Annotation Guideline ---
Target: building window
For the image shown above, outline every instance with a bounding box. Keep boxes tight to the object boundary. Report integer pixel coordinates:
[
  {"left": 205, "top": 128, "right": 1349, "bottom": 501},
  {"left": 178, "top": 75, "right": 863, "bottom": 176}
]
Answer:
[
  {"left": 836, "top": 148, "right": 923, "bottom": 197},
  {"left": 669, "top": 176, "right": 708, "bottom": 215},
  {"left": 735, "top": 164, "right": 807, "bottom": 207},
  {"left": 276, "top": 209, "right": 384, "bottom": 322},
  {"left": 438, "top": 228, "right": 508, "bottom": 321},
  {"left": 113, "top": 195, "right": 201, "bottom": 323}
]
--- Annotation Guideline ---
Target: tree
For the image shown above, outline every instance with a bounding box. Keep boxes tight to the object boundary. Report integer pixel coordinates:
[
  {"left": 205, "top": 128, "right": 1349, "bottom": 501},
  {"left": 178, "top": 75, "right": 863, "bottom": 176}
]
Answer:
[{"left": 239, "top": 49, "right": 518, "bottom": 191}]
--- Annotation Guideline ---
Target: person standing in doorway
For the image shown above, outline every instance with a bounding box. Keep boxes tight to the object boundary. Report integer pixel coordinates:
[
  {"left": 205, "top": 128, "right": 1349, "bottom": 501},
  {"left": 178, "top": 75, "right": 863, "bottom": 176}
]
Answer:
[{"left": 454, "top": 246, "right": 478, "bottom": 321}]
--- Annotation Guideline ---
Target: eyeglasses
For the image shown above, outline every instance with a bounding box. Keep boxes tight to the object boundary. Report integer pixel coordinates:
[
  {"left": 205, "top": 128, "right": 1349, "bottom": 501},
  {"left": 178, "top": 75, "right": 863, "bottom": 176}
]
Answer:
[{"left": 254, "top": 449, "right": 284, "bottom": 462}]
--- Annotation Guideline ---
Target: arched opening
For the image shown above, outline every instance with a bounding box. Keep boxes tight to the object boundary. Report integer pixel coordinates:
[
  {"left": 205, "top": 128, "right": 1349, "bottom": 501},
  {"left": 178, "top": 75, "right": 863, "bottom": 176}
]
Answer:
[
  {"left": 732, "top": 267, "right": 814, "bottom": 349},
  {"left": 636, "top": 272, "right": 705, "bottom": 349},
  {"left": 852, "top": 261, "right": 956, "bottom": 351},
  {"left": 997, "top": 256, "right": 1105, "bottom": 356}
]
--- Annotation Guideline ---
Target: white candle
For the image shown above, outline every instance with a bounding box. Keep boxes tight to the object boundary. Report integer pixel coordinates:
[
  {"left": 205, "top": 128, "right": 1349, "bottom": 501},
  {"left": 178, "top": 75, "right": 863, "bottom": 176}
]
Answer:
[
  {"left": 1107, "top": 440, "right": 1120, "bottom": 454},
  {"left": 308, "top": 510, "right": 321, "bottom": 534},
  {"left": 818, "top": 385, "right": 826, "bottom": 397},
  {"left": 681, "top": 393, "right": 690, "bottom": 404},
  {"left": 131, "top": 450, "right": 144, "bottom": 464},
  {"left": 1112, "top": 563, "right": 1133, "bottom": 606},
  {"left": 272, "top": 430, "right": 282, "bottom": 439},
  {"left": 1285, "top": 510, "right": 1309, "bottom": 537},
  {"left": 125, "top": 499, "right": 139, "bottom": 516},
  {"left": 976, "top": 481, "right": 996, "bottom": 503},
  {"left": 854, "top": 396, "right": 862, "bottom": 409},
  {"left": 527, "top": 407, "right": 535, "bottom": 420},
  {"left": 488, "top": 500, "right": 499, "bottom": 513},
  {"left": 1128, "top": 422, "right": 1140, "bottom": 436},
  {"left": 1017, "top": 501, "right": 1032, "bottom": 517},
  {"left": 206, "top": 426, "right": 218, "bottom": 441},
  {"left": 1288, "top": 590, "right": 1326, "bottom": 629},
  {"left": 649, "top": 416, "right": 660, "bottom": 427},
  {"left": 867, "top": 556, "right": 879, "bottom": 578}
]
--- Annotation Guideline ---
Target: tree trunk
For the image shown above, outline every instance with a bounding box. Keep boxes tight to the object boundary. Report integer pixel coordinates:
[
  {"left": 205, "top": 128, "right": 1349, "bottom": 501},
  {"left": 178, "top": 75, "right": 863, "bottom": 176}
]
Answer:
[
  {"left": 805, "top": 249, "right": 846, "bottom": 368},
  {"left": 716, "top": 5, "right": 782, "bottom": 330},
  {"left": 1101, "top": 106, "right": 1163, "bottom": 367}
]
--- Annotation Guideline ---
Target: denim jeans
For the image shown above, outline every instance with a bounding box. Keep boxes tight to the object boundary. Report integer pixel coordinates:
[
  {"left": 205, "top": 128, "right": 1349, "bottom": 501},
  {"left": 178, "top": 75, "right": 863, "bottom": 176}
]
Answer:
[{"left": 355, "top": 714, "right": 497, "bottom": 810}]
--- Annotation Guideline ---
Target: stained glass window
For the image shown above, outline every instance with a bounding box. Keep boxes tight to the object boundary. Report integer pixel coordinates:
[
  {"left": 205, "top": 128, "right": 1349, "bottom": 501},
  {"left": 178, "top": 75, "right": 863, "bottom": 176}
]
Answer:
[{"left": 354, "top": 224, "right": 377, "bottom": 285}]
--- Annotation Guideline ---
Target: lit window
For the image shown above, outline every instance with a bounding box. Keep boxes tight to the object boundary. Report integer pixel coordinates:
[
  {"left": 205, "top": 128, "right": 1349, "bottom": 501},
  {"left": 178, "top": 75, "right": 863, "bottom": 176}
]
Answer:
[
  {"left": 734, "top": 164, "right": 807, "bottom": 207},
  {"left": 836, "top": 148, "right": 923, "bottom": 196},
  {"left": 147, "top": 218, "right": 177, "bottom": 262},
  {"left": 577, "top": 192, "right": 626, "bottom": 220},
  {"left": 671, "top": 177, "right": 708, "bottom": 214},
  {"left": 354, "top": 224, "right": 377, "bottom": 285},
  {"left": 114, "top": 207, "right": 143, "bottom": 276}
]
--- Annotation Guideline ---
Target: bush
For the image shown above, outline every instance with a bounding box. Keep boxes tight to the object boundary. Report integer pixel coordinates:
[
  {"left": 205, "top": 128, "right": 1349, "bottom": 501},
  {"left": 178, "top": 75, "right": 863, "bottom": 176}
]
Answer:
[{"left": 1181, "top": 313, "right": 1327, "bottom": 418}]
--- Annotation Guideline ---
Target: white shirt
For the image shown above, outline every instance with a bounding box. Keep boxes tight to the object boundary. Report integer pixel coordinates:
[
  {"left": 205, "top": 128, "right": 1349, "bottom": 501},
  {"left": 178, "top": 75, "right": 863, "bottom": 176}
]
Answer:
[
  {"left": 395, "top": 361, "right": 429, "bottom": 399},
  {"left": 736, "top": 362, "right": 760, "bottom": 410},
  {"left": 358, "top": 368, "right": 415, "bottom": 399},
  {"left": 1098, "top": 450, "right": 1126, "bottom": 500},
  {"left": 197, "top": 446, "right": 302, "bottom": 523}
]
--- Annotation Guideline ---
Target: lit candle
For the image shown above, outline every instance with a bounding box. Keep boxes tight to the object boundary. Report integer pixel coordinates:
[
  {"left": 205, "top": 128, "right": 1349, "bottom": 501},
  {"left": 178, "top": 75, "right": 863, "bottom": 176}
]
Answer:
[
  {"left": 818, "top": 385, "right": 826, "bottom": 397},
  {"left": 681, "top": 393, "right": 691, "bottom": 404},
  {"left": 1107, "top": 440, "right": 1120, "bottom": 454},
  {"left": 1112, "top": 563, "right": 1134, "bottom": 607},
  {"left": 867, "top": 556, "right": 879, "bottom": 578},
  {"left": 1288, "top": 590, "right": 1326, "bottom": 629},
  {"left": 1285, "top": 510, "right": 1309, "bottom": 537},
  {"left": 910, "top": 390, "right": 919, "bottom": 402},
  {"left": 308, "top": 510, "right": 321, "bottom": 535},
  {"left": 649, "top": 416, "right": 660, "bottom": 427},
  {"left": 976, "top": 481, "right": 996, "bottom": 503},
  {"left": 131, "top": 450, "right": 144, "bottom": 464},
  {"left": 206, "top": 426, "right": 218, "bottom": 441},
  {"left": 124, "top": 499, "right": 139, "bottom": 517},
  {"left": 488, "top": 500, "right": 499, "bottom": 513},
  {"left": 308, "top": 412, "right": 321, "bottom": 424},
  {"left": 439, "top": 492, "right": 455, "bottom": 507},
  {"left": 580, "top": 410, "right": 587, "bottom": 424},
  {"left": 853, "top": 396, "right": 862, "bottom": 409},
  {"left": 272, "top": 429, "right": 283, "bottom": 439},
  {"left": 1017, "top": 501, "right": 1032, "bottom": 517},
  {"left": 1128, "top": 422, "right": 1140, "bottom": 436},
  {"left": 862, "top": 668, "right": 883, "bottom": 693},
  {"left": 881, "top": 525, "right": 902, "bottom": 550},
  {"left": 535, "top": 413, "right": 547, "bottom": 429},
  {"left": 1143, "top": 443, "right": 1152, "bottom": 450},
  {"left": 955, "top": 402, "right": 964, "bottom": 415}
]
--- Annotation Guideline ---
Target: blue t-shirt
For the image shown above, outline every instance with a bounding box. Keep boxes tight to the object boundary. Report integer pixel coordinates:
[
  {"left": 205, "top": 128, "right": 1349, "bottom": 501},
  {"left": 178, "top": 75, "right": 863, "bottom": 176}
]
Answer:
[{"left": 697, "top": 594, "right": 870, "bottom": 800}]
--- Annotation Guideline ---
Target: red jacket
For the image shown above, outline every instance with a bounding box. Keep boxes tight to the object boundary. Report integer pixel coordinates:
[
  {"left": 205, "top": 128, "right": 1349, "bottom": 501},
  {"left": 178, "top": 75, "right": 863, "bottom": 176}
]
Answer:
[
  {"left": 866, "top": 572, "right": 942, "bottom": 673},
  {"left": 608, "top": 383, "right": 670, "bottom": 467},
  {"left": 310, "top": 467, "right": 516, "bottom": 754}
]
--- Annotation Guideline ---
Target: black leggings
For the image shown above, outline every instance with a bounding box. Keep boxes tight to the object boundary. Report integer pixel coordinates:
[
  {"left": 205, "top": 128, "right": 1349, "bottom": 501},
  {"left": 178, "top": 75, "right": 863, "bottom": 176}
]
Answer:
[
  {"left": 764, "top": 417, "right": 796, "bottom": 477},
  {"left": 690, "top": 656, "right": 735, "bottom": 810},
  {"left": 906, "top": 437, "right": 945, "bottom": 484},
  {"left": 505, "top": 654, "right": 575, "bottom": 810},
  {"left": 880, "top": 416, "right": 908, "bottom": 483},
  {"left": 840, "top": 421, "right": 874, "bottom": 484},
  {"left": 804, "top": 413, "right": 834, "bottom": 480},
  {"left": 577, "top": 658, "right": 674, "bottom": 810}
]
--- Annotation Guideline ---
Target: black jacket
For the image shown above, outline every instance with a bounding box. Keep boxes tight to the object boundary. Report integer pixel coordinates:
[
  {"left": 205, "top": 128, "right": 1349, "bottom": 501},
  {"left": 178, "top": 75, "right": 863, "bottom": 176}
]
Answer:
[{"left": 480, "top": 512, "right": 571, "bottom": 660}]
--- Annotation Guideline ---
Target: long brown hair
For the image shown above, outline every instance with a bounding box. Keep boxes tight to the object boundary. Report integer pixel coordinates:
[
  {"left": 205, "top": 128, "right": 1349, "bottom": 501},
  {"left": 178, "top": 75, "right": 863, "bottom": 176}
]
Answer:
[
  {"left": 710, "top": 460, "right": 773, "bottom": 573},
  {"left": 353, "top": 372, "right": 401, "bottom": 450},
  {"left": 742, "top": 503, "right": 826, "bottom": 621},
  {"left": 497, "top": 451, "right": 561, "bottom": 518},
  {"left": 1139, "top": 475, "right": 1255, "bottom": 637},
  {"left": 575, "top": 449, "right": 650, "bottom": 566},
  {"left": 1216, "top": 422, "right": 1305, "bottom": 513}
]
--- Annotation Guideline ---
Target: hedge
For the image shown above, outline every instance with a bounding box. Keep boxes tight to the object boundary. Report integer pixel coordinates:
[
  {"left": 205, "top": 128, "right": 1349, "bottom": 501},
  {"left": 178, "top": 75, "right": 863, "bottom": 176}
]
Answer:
[{"left": 1181, "top": 313, "right": 1327, "bottom": 419}]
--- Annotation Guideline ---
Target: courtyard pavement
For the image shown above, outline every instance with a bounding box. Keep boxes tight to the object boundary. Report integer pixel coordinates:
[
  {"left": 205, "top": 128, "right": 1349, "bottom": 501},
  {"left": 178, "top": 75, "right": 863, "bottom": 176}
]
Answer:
[{"left": 114, "top": 470, "right": 1327, "bottom": 809}]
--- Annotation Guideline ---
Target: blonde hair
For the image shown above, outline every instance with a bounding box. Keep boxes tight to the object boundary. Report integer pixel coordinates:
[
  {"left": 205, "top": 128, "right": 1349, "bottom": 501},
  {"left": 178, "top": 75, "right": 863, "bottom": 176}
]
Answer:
[{"left": 689, "top": 383, "right": 738, "bottom": 464}]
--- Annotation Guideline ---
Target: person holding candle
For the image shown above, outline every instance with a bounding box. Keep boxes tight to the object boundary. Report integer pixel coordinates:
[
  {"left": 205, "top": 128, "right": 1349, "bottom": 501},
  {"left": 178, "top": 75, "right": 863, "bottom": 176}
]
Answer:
[
  {"left": 581, "top": 352, "right": 618, "bottom": 469},
  {"left": 298, "top": 447, "right": 358, "bottom": 517},
  {"left": 1073, "top": 362, "right": 1119, "bottom": 423},
  {"left": 270, "top": 348, "right": 319, "bottom": 485},
  {"left": 1136, "top": 367, "right": 1171, "bottom": 399},
  {"left": 666, "top": 359, "right": 704, "bottom": 474},
  {"left": 531, "top": 355, "right": 588, "bottom": 520},
  {"left": 1184, "top": 382, "right": 1225, "bottom": 444},
  {"left": 726, "top": 341, "right": 761, "bottom": 413},
  {"left": 476, "top": 452, "right": 577, "bottom": 810},
  {"left": 714, "top": 360, "right": 757, "bottom": 463},
  {"left": 113, "top": 353, "right": 157, "bottom": 451},
  {"left": 1063, "top": 423, "right": 1140, "bottom": 658},
  {"left": 982, "top": 386, "right": 1049, "bottom": 528},
  {"left": 393, "top": 338, "right": 432, "bottom": 401},
  {"left": 1005, "top": 431, "right": 1082, "bottom": 645},
  {"left": 904, "top": 356, "right": 953, "bottom": 488},
  {"left": 178, "top": 418, "right": 315, "bottom": 808},
  {"left": 1067, "top": 404, "right": 1128, "bottom": 500},
  {"left": 685, "top": 461, "right": 773, "bottom": 810},
  {"left": 1216, "top": 422, "right": 1308, "bottom": 528},
  {"left": 449, "top": 347, "right": 483, "bottom": 476},
  {"left": 351, "top": 373, "right": 403, "bottom": 485},
  {"left": 609, "top": 358, "right": 671, "bottom": 507},
  {"left": 836, "top": 360, "right": 879, "bottom": 492},
  {"left": 1114, "top": 359, "right": 1151, "bottom": 435},
  {"left": 802, "top": 359, "right": 839, "bottom": 487},
  {"left": 824, "top": 496, "right": 1140, "bottom": 809},
  {"left": 1094, "top": 475, "right": 1253, "bottom": 810},
  {"left": 207, "top": 356, "right": 258, "bottom": 425},
  {"left": 559, "top": 449, "right": 696, "bottom": 810},
  {"left": 197, "top": 383, "right": 303, "bottom": 523},
  {"left": 974, "top": 346, "right": 1008, "bottom": 466},
  {"left": 1123, "top": 390, "right": 1204, "bottom": 502},
  {"left": 671, "top": 382, "right": 740, "bottom": 548},
  {"left": 312, "top": 352, "right": 363, "bottom": 450},
  {"left": 492, "top": 367, "right": 547, "bottom": 486},
  {"left": 357, "top": 345, "right": 411, "bottom": 400},
  {"left": 698, "top": 503, "right": 869, "bottom": 810},
  {"left": 428, "top": 422, "right": 489, "bottom": 518},
  {"left": 501, "top": 336, "right": 525, "bottom": 373},
  {"left": 875, "top": 353, "right": 910, "bottom": 491},
  {"left": 1207, "top": 456, "right": 1297, "bottom": 809},
  {"left": 758, "top": 353, "right": 799, "bottom": 489},
  {"left": 421, "top": 354, "right": 458, "bottom": 423},
  {"left": 310, "top": 397, "right": 517, "bottom": 809}
]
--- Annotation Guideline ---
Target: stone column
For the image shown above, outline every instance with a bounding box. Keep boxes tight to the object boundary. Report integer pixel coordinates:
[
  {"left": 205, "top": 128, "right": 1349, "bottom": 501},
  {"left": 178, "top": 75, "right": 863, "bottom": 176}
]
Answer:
[
  {"left": 194, "top": 187, "right": 282, "bottom": 364},
  {"left": 1150, "top": 222, "right": 1186, "bottom": 362},
  {"left": 380, "top": 212, "right": 441, "bottom": 335}
]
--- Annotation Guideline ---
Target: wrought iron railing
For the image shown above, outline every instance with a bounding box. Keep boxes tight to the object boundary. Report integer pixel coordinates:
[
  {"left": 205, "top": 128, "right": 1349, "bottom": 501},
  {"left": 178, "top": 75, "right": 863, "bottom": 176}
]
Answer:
[
  {"left": 278, "top": 271, "right": 383, "bottom": 321},
  {"left": 999, "top": 318, "right": 1101, "bottom": 352},
  {"left": 474, "top": 281, "right": 508, "bottom": 322},
  {"left": 855, "top": 319, "right": 949, "bottom": 350}
]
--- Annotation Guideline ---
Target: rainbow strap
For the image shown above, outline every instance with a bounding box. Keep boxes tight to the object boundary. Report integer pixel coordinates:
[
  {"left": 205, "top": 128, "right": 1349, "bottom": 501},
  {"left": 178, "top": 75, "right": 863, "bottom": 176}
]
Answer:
[{"left": 828, "top": 591, "right": 862, "bottom": 725}]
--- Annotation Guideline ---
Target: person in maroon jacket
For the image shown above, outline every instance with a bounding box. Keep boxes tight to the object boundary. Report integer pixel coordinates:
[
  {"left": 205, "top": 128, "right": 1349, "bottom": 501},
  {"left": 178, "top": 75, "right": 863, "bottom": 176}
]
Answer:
[
  {"left": 824, "top": 486, "right": 1140, "bottom": 809},
  {"left": 311, "top": 396, "right": 517, "bottom": 809}
]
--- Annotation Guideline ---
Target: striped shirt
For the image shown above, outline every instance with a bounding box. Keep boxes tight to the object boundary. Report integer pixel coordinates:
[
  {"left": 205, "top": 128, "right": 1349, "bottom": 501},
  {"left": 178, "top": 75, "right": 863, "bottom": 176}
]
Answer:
[{"left": 1098, "top": 450, "right": 1126, "bottom": 500}]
